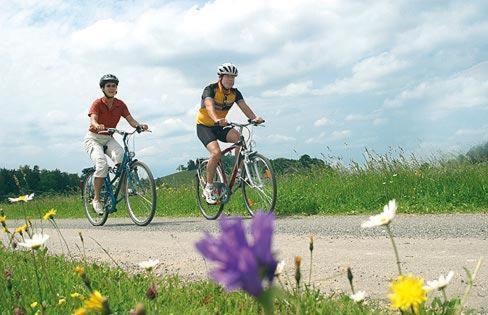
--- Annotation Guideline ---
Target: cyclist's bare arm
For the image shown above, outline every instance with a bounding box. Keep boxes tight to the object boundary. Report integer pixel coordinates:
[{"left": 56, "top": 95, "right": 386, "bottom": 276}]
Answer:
[
  {"left": 89, "top": 114, "right": 105, "bottom": 131},
  {"left": 125, "top": 115, "right": 149, "bottom": 131},
  {"left": 237, "top": 100, "right": 264, "bottom": 123},
  {"left": 204, "top": 98, "right": 226, "bottom": 125}
]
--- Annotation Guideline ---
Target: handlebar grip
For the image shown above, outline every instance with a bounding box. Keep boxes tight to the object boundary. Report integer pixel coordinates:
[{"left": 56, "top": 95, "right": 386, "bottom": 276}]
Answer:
[{"left": 136, "top": 125, "right": 143, "bottom": 133}]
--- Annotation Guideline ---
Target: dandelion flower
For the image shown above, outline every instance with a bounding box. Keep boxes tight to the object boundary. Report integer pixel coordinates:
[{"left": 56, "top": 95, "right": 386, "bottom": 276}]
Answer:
[
  {"left": 73, "top": 308, "right": 87, "bottom": 315},
  {"left": 18, "top": 234, "right": 49, "bottom": 250},
  {"left": 43, "top": 209, "right": 57, "bottom": 221},
  {"left": 58, "top": 298, "right": 66, "bottom": 305},
  {"left": 361, "top": 199, "right": 397, "bottom": 228},
  {"left": 138, "top": 259, "right": 160, "bottom": 271},
  {"left": 350, "top": 290, "right": 366, "bottom": 303},
  {"left": 389, "top": 274, "right": 427, "bottom": 313},
  {"left": 74, "top": 266, "right": 85, "bottom": 276},
  {"left": 0, "top": 215, "right": 6, "bottom": 224},
  {"left": 30, "top": 301, "right": 38, "bottom": 308},
  {"left": 84, "top": 290, "right": 105, "bottom": 311},
  {"left": 14, "top": 224, "right": 28, "bottom": 235},
  {"left": 71, "top": 292, "right": 84, "bottom": 300},
  {"left": 424, "top": 271, "right": 454, "bottom": 291},
  {"left": 8, "top": 193, "right": 34, "bottom": 203},
  {"left": 275, "top": 260, "right": 285, "bottom": 276}
]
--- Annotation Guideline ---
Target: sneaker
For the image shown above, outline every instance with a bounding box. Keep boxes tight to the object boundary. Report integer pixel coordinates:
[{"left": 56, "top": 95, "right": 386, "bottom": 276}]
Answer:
[
  {"left": 203, "top": 184, "right": 219, "bottom": 205},
  {"left": 92, "top": 199, "right": 105, "bottom": 215}
]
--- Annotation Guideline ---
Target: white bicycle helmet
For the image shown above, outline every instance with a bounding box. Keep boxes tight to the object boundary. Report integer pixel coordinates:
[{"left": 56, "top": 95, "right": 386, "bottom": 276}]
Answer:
[{"left": 217, "top": 63, "right": 238, "bottom": 76}]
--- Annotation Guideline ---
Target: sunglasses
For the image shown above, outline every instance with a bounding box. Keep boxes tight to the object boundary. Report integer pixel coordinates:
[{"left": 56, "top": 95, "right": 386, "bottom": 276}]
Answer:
[{"left": 104, "top": 83, "right": 117, "bottom": 88}]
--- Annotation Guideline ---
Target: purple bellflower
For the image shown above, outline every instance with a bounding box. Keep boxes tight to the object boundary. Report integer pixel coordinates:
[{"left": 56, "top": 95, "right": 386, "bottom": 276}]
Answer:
[{"left": 195, "top": 211, "right": 278, "bottom": 298}]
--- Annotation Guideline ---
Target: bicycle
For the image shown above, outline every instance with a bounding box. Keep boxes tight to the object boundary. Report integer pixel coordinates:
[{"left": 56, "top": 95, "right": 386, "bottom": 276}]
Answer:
[
  {"left": 81, "top": 127, "right": 156, "bottom": 226},
  {"left": 195, "top": 120, "right": 277, "bottom": 220}
]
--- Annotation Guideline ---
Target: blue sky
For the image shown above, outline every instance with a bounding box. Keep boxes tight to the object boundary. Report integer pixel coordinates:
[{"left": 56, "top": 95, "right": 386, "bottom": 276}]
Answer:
[{"left": 0, "top": 0, "right": 487, "bottom": 177}]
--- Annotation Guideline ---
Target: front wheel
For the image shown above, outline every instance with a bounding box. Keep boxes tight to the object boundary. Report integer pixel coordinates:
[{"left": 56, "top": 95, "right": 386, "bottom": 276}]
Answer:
[
  {"left": 82, "top": 172, "right": 109, "bottom": 226},
  {"left": 125, "top": 161, "right": 157, "bottom": 226},
  {"left": 241, "top": 153, "right": 277, "bottom": 216},
  {"left": 195, "top": 160, "right": 225, "bottom": 220}
]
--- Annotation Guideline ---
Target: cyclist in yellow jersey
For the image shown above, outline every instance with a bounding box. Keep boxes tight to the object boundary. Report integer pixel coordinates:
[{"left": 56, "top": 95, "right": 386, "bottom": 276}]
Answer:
[{"left": 196, "top": 63, "right": 264, "bottom": 204}]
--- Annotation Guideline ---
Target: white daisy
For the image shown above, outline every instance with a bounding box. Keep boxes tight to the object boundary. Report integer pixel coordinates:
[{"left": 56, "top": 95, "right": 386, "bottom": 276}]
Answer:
[{"left": 361, "top": 199, "right": 397, "bottom": 228}]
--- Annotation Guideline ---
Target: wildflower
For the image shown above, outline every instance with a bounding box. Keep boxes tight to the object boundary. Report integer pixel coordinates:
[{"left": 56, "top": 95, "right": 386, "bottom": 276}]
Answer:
[
  {"left": 18, "top": 233, "right": 49, "bottom": 250},
  {"left": 424, "top": 271, "right": 454, "bottom": 291},
  {"left": 8, "top": 193, "right": 34, "bottom": 203},
  {"left": 130, "top": 303, "right": 146, "bottom": 315},
  {"left": 361, "top": 199, "right": 397, "bottom": 228},
  {"left": 275, "top": 260, "right": 285, "bottom": 276},
  {"left": 309, "top": 235, "right": 314, "bottom": 252},
  {"left": 138, "top": 259, "right": 159, "bottom": 271},
  {"left": 43, "top": 209, "right": 57, "bottom": 221},
  {"left": 146, "top": 284, "right": 157, "bottom": 300},
  {"left": 73, "top": 308, "right": 87, "bottom": 315},
  {"left": 30, "top": 301, "right": 38, "bottom": 308},
  {"left": 389, "top": 274, "right": 427, "bottom": 313},
  {"left": 70, "top": 292, "right": 85, "bottom": 300},
  {"left": 195, "top": 211, "right": 277, "bottom": 298},
  {"left": 84, "top": 290, "right": 105, "bottom": 311},
  {"left": 0, "top": 215, "right": 6, "bottom": 224},
  {"left": 14, "top": 224, "right": 28, "bottom": 235},
  {"left": 350, "top": 290, "right": 366, "bottom": 303},
  {"left": 74, "top": 266, "right": 85, "bottom": 276},
  {"left": 58, "top": 298, "right": 66, "bottom": 305},
  {"left": 295, "top": 256, "right": 302, "bottom": 289}
]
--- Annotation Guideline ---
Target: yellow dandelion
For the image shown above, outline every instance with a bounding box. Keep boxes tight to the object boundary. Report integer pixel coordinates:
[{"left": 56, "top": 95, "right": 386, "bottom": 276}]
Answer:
[
  {"left": 30, "top": 301, "right": 38, "bottom": 308},
  {"left": 84, "top": 290, "right": 105, "bottom": 311},
  {"left": 73, "top": 308, "right": 87, "bottom": 315},
  {"left": 14, "top": 224, "right": 28, "bottom": 235},
  {"left": 43, "top": 209, "right": 57, "bottom": 221},
  {"left": 70, "top": 292, "right": 85, "bottom": 300},
  {"left": 264, "top": 169, "right": 271, "bottom": 179},
  {"left": 58, "top": 298, "right": 66, "bottom": 305},
  {"left": 0, "top": 215, "right": 6, "bottom": 224},
  {"left": 74, "top": 266, "right": 85, "bottom": 276},
  {"left": 389, "top": 274, "right": 427, "bottom": 314}
]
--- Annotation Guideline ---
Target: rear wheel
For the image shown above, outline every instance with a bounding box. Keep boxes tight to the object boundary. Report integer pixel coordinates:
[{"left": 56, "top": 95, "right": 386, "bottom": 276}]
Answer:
[
  {"left": 241, "top": 153, "right": 277, "bottom": 216},
  {"left": 125, "top": 161, "right": 157, "bottom": 226},
  {"left": 195, "top": 160, "right": 225, "bottom": 220},
  {"left": 82, "top": 172, "right": 109, "bottom": 226}
]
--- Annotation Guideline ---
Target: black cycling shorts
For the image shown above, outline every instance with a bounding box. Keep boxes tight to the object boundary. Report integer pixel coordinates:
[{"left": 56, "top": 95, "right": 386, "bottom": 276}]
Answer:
[{"left": 196, "top": 124, "right": 231, "bottom": 147}]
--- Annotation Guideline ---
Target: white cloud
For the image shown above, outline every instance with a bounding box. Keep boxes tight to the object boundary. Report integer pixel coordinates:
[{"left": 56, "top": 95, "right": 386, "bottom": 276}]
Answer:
[
  {"left": 314, "top": 117, "right": 329, "bottom": 127},
  {"left": 262, "top": 81, "right": 313, "bottom": 97},
  {"left": 267, "top": 134, "right": 296, "bottom": 143}
]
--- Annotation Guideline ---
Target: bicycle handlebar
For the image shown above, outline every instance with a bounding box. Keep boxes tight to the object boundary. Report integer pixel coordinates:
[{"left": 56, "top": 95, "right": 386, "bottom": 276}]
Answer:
[
  {"left": 98, "top": 126, "right": 151, "bottom": 136},
  {"left": 222, "top": 119, "right": 265, "bottom": 129}
]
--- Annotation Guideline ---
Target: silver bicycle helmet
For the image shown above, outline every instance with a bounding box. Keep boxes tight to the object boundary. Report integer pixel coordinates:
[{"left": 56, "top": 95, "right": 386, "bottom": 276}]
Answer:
[
  {"left": 99, "top": 74, "right": 119, "bottom": 88},
  {"left": 217, "top": 63, "right": 238, "bottom": 76}
]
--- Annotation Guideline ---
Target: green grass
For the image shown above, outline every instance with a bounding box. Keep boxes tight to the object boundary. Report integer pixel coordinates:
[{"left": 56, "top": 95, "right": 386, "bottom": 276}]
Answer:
[
  {"left": 0, "top": 246, "right": 381, "bottom": 314},
  {"left": 1, "top": 160, "right": 487, "bottom": 220}
]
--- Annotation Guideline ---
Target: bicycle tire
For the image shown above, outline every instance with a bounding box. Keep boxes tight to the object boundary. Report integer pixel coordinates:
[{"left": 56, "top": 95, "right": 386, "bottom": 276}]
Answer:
[
  {"left": 82, "top": 172, "right": 109, "bottom": 226},
  {"left": 241, "top": 153, "right": 277, "bottom": 216},
  {"left": 125, "top": 161, "right": 157, "bottom": 226},
  {"left": 195, "top": 160, "right": 225, "bottom": 220}
]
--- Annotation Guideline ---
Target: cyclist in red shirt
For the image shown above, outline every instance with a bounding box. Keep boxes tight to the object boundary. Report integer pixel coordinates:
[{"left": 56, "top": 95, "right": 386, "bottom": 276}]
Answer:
[{"left": 83, "top": 74, "right": 149, "bottom": 214}]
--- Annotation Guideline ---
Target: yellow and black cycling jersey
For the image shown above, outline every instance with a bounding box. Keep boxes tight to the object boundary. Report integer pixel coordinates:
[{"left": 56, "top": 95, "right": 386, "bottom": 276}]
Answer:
[{"left": 196, "top": 81, "right": 244, "bottom": 126}]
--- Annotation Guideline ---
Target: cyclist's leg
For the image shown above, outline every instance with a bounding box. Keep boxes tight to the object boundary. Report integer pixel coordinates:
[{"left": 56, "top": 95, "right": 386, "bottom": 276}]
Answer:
[
  {"left": 225, "top": 128, "right": 241, "bottom": 156},
  {"left": 105, "top": 137, "right": 124, "bottom": 166},
  {"left": 83, "top": 137, "right": 109, "bottom": 201},
  {"left": 205, "top": 141, "right": 221, "bottom": 185}
]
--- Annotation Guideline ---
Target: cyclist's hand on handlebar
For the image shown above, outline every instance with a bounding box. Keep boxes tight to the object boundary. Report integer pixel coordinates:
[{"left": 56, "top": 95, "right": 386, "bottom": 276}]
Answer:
[
  {"left": 136, "top": 124, "right": 150, "bottom": 133},
  {"left": 251, "top": 117, "right": 265, "bottom": 125},
  {"left": 215, "top": 119, "right": 229, "bottom": 127},
  {"left": 95, "top": 124, "right": 106, "bottom": 132}
]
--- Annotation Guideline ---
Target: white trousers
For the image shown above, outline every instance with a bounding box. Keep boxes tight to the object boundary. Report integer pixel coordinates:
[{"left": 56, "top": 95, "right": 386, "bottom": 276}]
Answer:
[{"left": 83, "top": 132, "right": 124, "bottom": 178}]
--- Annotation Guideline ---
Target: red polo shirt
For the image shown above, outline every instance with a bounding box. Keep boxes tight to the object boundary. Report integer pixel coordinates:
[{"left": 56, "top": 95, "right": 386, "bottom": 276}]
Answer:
[{"left": 88, "top": 98, "right": 131, "bottom": 133}]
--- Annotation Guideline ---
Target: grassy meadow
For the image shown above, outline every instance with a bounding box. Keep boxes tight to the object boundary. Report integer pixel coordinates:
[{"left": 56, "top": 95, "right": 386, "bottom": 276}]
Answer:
[{"left": 1, "top": 158, "right": 487, "bottom": 220}]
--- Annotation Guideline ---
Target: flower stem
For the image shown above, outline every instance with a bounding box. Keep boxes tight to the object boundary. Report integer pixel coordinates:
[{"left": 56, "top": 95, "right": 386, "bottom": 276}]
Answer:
[
  {"left": 308, "top": 251, "right": 312, "bottom": 287},
  {"left": 441, "top": 288, "right": 448, "bottom": 303},
  {"left": 385, "top": 224, "right": 402, "bottom": 275},
  {"left": 31, "top": 250, "right": 44, "bottom": 313}
]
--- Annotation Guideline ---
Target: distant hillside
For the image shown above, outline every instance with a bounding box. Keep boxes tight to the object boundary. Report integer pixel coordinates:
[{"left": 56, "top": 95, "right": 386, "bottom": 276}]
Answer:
[{"left": 156, "top": 169, "right": 195, "bottom": 187}]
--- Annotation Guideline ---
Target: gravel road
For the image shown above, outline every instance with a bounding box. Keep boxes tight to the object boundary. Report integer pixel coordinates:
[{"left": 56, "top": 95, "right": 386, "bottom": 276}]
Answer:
[{"left": 15, "top": 214, "right": 488, "bottom": 311}]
